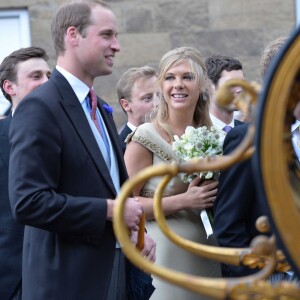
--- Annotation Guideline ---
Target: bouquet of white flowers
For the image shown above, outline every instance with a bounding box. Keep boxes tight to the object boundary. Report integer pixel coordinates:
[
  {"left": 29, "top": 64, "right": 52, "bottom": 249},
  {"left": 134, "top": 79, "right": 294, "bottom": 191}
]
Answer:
[
  {"left": 172, "top": 125, "right": 225, "bottom": 182},
  {"left": 172, "top": 125, "right": 226, "bottom": 238}
]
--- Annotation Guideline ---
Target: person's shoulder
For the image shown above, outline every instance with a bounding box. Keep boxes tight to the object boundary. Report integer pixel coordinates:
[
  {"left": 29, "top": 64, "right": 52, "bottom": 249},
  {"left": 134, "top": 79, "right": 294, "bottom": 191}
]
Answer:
[
  {"left": 223, "top": 123, "right": 249, "bottom": 153},
  {"left": 128, "top": 122, "right": 156, "bottom": 144},
  {"left": 227, "top": 123, "right": 249, "bottom": 138},
  {"left": 0, "top": 114, "right": 11, "bottom": 134},
  {"left": 134, "top": 122, "right": 154, "bottom": 135},
  {"left": 234, "top": 119, "right": 244, "bottom": 126},
  {"left": 119, "top": 125, "right": 132, "bottom": 138}
]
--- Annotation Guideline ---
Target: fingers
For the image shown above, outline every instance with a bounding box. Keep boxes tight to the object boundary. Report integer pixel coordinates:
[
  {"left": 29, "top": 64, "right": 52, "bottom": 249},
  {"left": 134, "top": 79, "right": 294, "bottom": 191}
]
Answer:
[
  {"left": 131, "top": 224, "right": 140, "bottom": 231},
  {"left": 124, "top": 198, "right": 143, "bottom": 230},
  {"left": 205, "top": 188, "right": 218, "bottom": 198},
  {"left": 144, "top": 246, "right": 156, "bottom": 262},
  {"left": 189, "top": 176, "right": 202, "bottom": 187},
  {"left": 200, "top": 180, "right": 218, "bottom": 189},
  {"left": 204, "top": 197, "right": 215, "bottom": 208},
  {"left": 140, "top": 235, "right": 156, "bottom": 262}
]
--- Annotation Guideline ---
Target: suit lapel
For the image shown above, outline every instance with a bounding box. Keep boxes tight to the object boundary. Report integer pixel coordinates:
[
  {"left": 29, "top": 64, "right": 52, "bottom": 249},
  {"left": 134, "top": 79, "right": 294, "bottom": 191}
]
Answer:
[
  {"left": 51, "top": 70, "right": 117, "bottom": 194},
  {"left": 98, "top": 101, "right": 128, "bottom": 185}
]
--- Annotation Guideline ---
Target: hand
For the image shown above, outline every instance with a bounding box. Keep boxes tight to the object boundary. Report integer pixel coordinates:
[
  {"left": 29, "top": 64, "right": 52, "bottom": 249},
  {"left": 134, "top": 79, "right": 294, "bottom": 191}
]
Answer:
[
  {"left": 131, "top": 231, "right": 156, "bottom": 262},
  {"left": 183, "top": 177, "right": 218, "bottom": 210},
  {"left": 123, "top": 198, "right": 143, "bottom": 231}
]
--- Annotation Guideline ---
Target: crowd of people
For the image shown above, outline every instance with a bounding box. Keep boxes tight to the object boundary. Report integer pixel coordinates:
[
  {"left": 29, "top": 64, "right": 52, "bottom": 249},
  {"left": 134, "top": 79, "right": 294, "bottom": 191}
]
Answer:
[{"left": 0, "top": 0, "right": 299, "bottom": 299}]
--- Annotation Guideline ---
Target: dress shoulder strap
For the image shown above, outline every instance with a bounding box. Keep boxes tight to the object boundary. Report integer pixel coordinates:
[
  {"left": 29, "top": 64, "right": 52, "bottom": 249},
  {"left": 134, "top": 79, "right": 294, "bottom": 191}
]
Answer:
[{"left": 126, "top": 123, "right": 177, "bottom": 163}]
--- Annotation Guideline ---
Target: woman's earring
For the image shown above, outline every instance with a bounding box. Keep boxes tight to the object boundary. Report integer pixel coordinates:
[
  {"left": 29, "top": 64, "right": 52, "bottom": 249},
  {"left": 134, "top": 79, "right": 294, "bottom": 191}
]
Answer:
[{"left": 200, "top": 92, "right": 208, "bottom": 101}]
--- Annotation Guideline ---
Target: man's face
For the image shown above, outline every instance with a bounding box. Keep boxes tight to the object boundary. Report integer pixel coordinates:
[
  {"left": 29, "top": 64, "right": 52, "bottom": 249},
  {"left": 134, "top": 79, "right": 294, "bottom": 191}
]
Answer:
[
  {"left": 217, "top": 69, "right": 245, "bottom": 94},
  {"left": 75, "top": 6, "right": 120, "bottom": 79},
  {"left": 11, "top": 58, "right": 51, "bottom": 104},
  {"left": 213, "top": 69, "right": 245, "bottom": 111},
  {"left": 294, "top": 101, "right": 300, "bottom": 121},
  {"left": 124, "top": 76, "right": 157, "bottom": 126}
]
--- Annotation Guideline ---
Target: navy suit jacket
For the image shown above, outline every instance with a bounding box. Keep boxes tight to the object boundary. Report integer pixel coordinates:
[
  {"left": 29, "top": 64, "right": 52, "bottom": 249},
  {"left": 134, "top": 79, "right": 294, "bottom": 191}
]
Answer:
[
  {"left": 213, "top": 123, "right": 266, "bottom": 277},
  {"left": 119, "top": 124, "right": 132, "bottom": 153},
  {"left": 9, "top": 69, "right": 128, "bottom": 300},
  {"left": 0, "top": 114, "right": 23, "bottom": 299},
  {"left": 234, "top": 119, "right": 244, "bottom": 127}
]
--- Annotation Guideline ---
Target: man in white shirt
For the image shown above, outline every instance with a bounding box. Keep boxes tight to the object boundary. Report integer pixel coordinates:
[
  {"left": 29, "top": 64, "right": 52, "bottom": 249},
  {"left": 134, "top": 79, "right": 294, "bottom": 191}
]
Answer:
[
  {"left": 292, "top": 102, "right": 300, "bottom": 160},
  {"left": 8, "top": 2, "right": 156, "bottom": 299},
  {"left": 0, "top": 46, "right": 51, "bottom": 300},
  {"left": 117, "top": 66, "right": 157, "bottom": 152}
]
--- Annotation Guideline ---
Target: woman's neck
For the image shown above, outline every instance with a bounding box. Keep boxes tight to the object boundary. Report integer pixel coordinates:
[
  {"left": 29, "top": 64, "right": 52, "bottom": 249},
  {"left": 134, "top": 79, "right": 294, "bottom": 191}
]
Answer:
[{"left": 167, "top": 114, "right": 195, "bottom": 137}]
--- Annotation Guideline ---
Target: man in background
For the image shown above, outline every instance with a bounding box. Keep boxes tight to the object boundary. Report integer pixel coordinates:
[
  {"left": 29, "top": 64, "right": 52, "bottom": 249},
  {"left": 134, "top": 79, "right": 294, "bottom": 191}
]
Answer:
[
  {"left": 117, "top": 66, "right": 157, "bottom": 152},
  {"left": 260, "top": 35, "right": 300, "bottom": 161},
  {"left": 213, "top": 36, "right": 297, "bottom": 280},
  {"left": 0, "top": 46, "right": 51, "bottom": 300},
  {"left": 205, "top": 55, "right": 245, "bottom": 133}
]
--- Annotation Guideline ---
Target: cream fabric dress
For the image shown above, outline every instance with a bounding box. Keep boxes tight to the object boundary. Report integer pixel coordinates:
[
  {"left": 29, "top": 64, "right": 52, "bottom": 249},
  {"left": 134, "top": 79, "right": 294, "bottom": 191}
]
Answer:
[{"left": 127, "top": 123, "right": 221, "bottom": 300}]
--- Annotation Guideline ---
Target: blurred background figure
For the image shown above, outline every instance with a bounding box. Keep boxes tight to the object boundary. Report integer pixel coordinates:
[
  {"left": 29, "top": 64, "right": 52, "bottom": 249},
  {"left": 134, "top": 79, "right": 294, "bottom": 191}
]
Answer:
[
  {"left": 117, "top": 66, "right": 157, "bottom": 152},
  {"left": 260, "top": 36, "right": 289, "bottom": 80},
  {"left": 260, "top": 35, "right": 300, "bottom": 161},
  {"left": 0, "top": 46, "right": 50, "bottom": 300},
  {"left": 205, "top": 55, "right": 245, "bottom": 131},
  {"left": 214, "top": 35, "right": 299, "bottom": 283}
]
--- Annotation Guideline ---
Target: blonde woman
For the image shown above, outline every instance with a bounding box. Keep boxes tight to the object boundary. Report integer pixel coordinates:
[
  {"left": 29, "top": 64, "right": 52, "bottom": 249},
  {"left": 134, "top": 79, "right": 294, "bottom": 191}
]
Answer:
[{"left": 125, "top": 47, "right": 221, "bottom": 300}]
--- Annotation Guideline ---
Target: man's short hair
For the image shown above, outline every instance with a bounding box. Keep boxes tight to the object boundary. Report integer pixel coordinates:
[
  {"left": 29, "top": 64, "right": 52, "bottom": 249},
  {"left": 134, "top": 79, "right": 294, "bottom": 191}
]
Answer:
[
  {"left": 205, "top": 55, "right": 243, "bottom": 86},
  {"left": 0, "top": 46, "right": 48, "bottom": 102},
  {"left": 116, "top": 66, "right": 157, "bottom": 102},
  {"left": 51, "top": 0, "right": 109, "bottom": 56}
]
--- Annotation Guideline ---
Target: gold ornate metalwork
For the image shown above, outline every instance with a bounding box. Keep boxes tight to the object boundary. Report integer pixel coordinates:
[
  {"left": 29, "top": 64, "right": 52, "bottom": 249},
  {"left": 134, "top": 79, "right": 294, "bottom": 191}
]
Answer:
[
  {"left": 215, "top": 79, "right": 261, "bottom": 122},
  {"left": 113, "top": 167, "right": 278, "bottom": 299},
  {"left": 113, "top": 48, "right": 300, "bottom": 298},
  {"left": 257, "top": 34, "right": 300, "bottom": 271}
]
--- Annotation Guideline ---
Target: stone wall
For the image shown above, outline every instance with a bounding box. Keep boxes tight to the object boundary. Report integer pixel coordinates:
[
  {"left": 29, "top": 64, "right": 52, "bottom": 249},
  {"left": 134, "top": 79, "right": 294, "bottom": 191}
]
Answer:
[{"left": 0, "top": 0, "right": 296, "bottom": 128}]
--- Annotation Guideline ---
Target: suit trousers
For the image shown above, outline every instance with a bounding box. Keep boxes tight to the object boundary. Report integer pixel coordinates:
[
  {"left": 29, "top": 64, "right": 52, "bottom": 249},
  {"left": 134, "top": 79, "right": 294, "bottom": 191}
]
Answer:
[{"left": 106, "top": 249, "right": 127, "bottom": 300}]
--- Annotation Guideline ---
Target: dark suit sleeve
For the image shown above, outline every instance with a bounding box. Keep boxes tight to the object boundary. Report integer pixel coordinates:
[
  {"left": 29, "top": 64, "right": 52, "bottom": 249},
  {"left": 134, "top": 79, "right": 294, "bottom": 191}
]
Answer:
[
  {"left": 119, "top": 125, "right": 132, "bottom": 154},
  {"left": 0, "top": 117, "right": 23, "bottom": 299},
  {"left": 8, "top": 93, "right": 108, "bottom": 241},
  {"left": 213, "top": 124, "right": 257, "bottom": 277}
]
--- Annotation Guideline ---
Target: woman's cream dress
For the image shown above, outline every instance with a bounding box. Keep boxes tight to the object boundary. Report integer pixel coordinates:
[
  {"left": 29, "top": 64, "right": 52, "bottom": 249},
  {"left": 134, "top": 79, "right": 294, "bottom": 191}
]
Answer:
[{"left": 127, "top": 123, "right": 221, "bottom": 300}]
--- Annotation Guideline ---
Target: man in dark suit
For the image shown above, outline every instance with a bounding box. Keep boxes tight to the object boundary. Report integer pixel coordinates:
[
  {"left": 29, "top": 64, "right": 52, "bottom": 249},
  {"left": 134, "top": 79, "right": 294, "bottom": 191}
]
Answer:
[
  {"left": 117, "top": 66, "right": 157, "bottom": 152},
  {"left": 213, "top": 36, "right": 298, "bottom": 280},
  {"left": 0, "top": 46, "right": 51, "bottom": 300},
  {"left": 8, "top": 1, "right": 156, "bottom": 299},
  {"left": 205, "top": 55, "right": 245, "bottom": 130},
  {"left": 213, "top": 123, "right": 264, "bottom": 276},
  {"left": 214, "top": 113, "right": 299, "bottom": 281}
]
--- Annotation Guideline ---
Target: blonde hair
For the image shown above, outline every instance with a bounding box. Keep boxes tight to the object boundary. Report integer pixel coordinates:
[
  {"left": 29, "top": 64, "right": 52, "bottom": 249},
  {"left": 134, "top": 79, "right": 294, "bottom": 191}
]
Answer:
[
  {"left": 260, "top": 36, "right": 289, "bottom": 79},
  {"left": 117, "top": 66, "right": 157, "bottom": 101},
  {"left": 156, "top": 46, "right": 212, "bottom": 142}
]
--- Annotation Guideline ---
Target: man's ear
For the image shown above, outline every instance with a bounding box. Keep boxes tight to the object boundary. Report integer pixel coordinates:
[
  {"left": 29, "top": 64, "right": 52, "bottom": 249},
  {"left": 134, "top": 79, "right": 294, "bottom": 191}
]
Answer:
[
  {"left": 66, "top": 26, "right": 79, "bottom": 47},
  {"left": 3, "top": 79, "right": 16, "bottom": 97},
  {"left": 120, "top": 98, "right": 131, "bottom": 112}
]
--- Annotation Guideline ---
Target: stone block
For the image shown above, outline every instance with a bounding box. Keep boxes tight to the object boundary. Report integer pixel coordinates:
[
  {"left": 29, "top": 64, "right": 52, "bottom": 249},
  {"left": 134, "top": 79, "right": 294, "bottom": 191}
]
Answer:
[{"left": 115, "top": 33, "right": 171, "bottom": 67}]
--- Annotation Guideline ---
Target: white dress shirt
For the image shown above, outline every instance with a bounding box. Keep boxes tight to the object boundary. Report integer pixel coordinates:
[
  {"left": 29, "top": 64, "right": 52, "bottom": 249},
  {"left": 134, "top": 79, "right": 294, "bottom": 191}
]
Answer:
[
  {"left": 210, "top": 113, "right": 235, "bottom": 132},
  {"left": 291, "top": 120, "right": 300, "bottom": 161}
]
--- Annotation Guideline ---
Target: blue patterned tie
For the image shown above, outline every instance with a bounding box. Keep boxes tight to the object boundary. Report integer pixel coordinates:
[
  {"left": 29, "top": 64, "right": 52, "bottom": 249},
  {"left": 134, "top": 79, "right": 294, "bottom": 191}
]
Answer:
[{"left": 223, "top": 125, "right": 232, "bottom": 133}]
